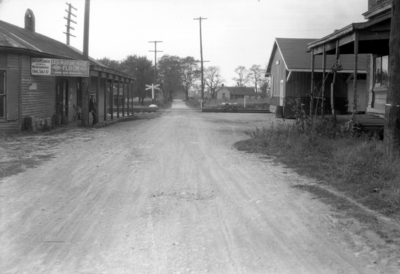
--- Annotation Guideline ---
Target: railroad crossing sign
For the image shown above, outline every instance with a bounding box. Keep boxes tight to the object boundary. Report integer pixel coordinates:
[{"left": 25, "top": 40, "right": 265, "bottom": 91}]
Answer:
[{"left": 145, "top": 84, "right": 160, "bottom": 99}]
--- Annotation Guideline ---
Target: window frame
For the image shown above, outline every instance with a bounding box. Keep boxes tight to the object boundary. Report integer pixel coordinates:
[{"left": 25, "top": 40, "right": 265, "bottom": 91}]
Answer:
[{"left": 374, "top": 55, "right": 389, "bottom": 88}]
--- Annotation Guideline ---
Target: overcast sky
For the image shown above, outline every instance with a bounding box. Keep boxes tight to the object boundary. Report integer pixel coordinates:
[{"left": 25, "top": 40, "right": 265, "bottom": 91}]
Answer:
[{"left": 0, "top": 0, "right": 367, "bottom": 85}]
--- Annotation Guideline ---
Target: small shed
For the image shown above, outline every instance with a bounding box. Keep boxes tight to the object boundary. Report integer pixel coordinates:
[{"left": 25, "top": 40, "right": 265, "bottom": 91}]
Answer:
[
  {"left": 266, "top": 38, "right": 367, "bottom": 118},
  {"left": 216, "top": 86, "right": 256, "bottom": 100}
]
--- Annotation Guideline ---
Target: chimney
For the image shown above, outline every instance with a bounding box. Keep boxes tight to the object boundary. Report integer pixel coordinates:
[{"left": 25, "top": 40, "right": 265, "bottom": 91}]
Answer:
[{"left": 25, "top": 9, "right": 35, "bottom": 32}]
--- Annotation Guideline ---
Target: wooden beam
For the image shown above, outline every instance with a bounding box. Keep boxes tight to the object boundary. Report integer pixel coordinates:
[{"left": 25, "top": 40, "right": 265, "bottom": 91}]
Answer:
[
  {"left": 111, "top": 75, "right": 114, "bottom": 120},
  {"left": 122, "top": 77, "right": 125, "bottom": 117},
  {"left": 353, "top": 31, "right": 359, "bottom": 116},
  {"left": 96, "top": 71, "right": 100, "bottom": 123},
  {"left": 358, "top": 31, "right": 390, "bottom": 41},
  {"left": 127, "top": 78, "right": 130, "bottom": 116},
  {"left": 310, "top": 49, "right": 315, "bottom": 116},
  {"left": 104, "top": 72, "right": 108, "bottom": 121},
  {"left": 117, "top": 76, "right": 120, "bottom": 118},
  {"left": 322, "top": 45, "right": 326, "bottom": 118}
]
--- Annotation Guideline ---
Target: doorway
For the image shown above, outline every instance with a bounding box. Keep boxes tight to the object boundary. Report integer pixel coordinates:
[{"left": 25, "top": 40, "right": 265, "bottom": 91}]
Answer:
[{"left": 56, "top": 80, "right": 69, "bottom": 123}]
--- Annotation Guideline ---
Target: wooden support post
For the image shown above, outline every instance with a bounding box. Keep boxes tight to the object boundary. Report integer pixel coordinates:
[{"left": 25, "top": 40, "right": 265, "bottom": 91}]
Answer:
[
  {"left": 96, "top": 71, "right": 100, "bottom": 122},
  {"left": 322, "top": 45, "right": 326, "bottom": 118},
  {"left": 310, "top": 50, "right": 315, "bottom": 116},
  {"left": 353, "top": 32, "right": 359, "bottom": 119},
  {"left": 104, "top": 73, "right": 108, "bottom": 121},
  {"left": 331, "top": 40, "right": 340, "bottom": 124},
  {"left": 127, "top": 79, "right": 130, "bottom": 115},
  {"left": 122, "top": 77, "right": 125, "bottom": 117},
  {"left": 111, "top": 75, "right": 114, "bottom": 120},
  {"left": 117, "top": 76, "right": 120, "bottom": 118},
  {"left": 130, "top": 80, "right": 135, "bottom": 114}
]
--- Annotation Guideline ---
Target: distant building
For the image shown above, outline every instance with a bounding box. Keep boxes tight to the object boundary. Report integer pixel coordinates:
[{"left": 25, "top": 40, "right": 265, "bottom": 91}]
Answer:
[
  {"left": 216, "top": 85, "right": 257, "bottom": 100},
  {"left": 266, "top": 38, "right": 367, "bottom": 117},
  {"left": 0, "top": 10, "right": 134, "bottom": 133}
]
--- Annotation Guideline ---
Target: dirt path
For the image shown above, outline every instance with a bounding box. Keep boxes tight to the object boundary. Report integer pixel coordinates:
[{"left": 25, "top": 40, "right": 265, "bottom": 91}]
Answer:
[{"left": 0, "top": 101, "right": 396, "bottom": 273}]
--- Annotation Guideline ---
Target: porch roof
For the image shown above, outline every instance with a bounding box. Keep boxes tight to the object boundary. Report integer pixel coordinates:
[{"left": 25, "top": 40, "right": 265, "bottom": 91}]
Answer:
[{"left": 307, "top": 12, "right": 391, "bottom": 56}]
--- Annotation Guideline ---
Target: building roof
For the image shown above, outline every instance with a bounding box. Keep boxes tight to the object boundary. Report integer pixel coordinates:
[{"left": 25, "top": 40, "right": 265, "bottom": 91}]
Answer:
[
  {"left": 0, "top": 20, "right": 106, "bottom": 67},
  {"left": 218, "top": 87, "right": 256, "bottom": 96},
  {"left": 0, "top": 20, "right": 135, "bottom": 79},
  {"left": 266, "top": 38, "right": 367, "bottom": 74}
]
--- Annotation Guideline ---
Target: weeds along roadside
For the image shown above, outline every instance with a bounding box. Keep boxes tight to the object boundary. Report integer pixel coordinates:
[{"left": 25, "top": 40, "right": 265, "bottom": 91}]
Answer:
[{"left": 235, "top": 103, "right": 400, "bottom": 220}]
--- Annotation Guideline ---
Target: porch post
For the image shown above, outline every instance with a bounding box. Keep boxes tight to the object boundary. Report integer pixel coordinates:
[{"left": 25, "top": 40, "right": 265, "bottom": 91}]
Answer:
[
  {"left": 322, "top": 45, "right": 326, "bottom": 118},
  {"left": 131, "top": 80, "right": 134, "bottom": 114},
  {"left": 111, "top": 74, "right": 114, "bottom": 120},
  {"left": 127, "top": 78, "right": 130, "bottom": 115},
  {"left": 310, "top": 49, "right": 315, "bottom": 116},
  {"left": 122, "top": 77, "right": 125, "bottom": 117},
  {"left": 117, "top": 76, "right": 120, "bottom": 118},
  {"left": 353, "top": 31, "right": 359, "bottom": 118},
  {"left": 331, "top": 40, "right": 340, "bottom": 120},
  {"left": 104, "top": 73, "right": 108, "bottom": 121},
  {"left": 96, "top": 71, "right": 100, "bottom": 122}
]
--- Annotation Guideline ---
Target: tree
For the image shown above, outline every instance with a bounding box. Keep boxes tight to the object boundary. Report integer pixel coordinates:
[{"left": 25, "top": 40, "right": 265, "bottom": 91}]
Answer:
[
  {"left": 158, "top": 55, "right": 183, "bottom": 102},
  {"left": 204, "top": 66, "right": 224, "bottom": 99},
  {"left": 119, "top": 55, "right": 153, "bottom": 105},
  {"left": 259, "top": 76, "right": 270, "bottom": 99},
  {"left": 248, "top": 65, "right": 266, "bottom": 98},
  {"left": 385, "top": 0, "right": 400, "bottom": 160},
  {"left": 96, "top": 57, "right": 121, "bottom": 70},
  {"left": 233, "top": 66, "right": 251, "bottom": 87},
  {"left": 181, "top": 56, "right": 200, "bottom": 100}
]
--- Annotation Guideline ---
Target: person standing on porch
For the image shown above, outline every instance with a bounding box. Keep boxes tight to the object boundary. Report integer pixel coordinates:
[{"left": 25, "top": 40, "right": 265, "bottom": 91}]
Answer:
[{"left": 89, "top": 93, "right": 98, "bottom": 126}]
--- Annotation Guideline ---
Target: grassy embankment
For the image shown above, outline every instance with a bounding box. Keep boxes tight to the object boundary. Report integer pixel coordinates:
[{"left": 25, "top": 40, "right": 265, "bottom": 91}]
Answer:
[{"left": 235, "top": 117, "right": 400, "bottom": 220}]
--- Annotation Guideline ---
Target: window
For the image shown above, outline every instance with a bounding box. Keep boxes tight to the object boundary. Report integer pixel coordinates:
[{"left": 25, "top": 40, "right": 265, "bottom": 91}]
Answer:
[
  {"left": 222, "top": 93, "right": 225, "bottom": 99},
  {"left": 0, "top": 71, "right": 5, "bottom": 118},
  {"left": 374, "top": 55, "right": 389, "bottom": 87}
]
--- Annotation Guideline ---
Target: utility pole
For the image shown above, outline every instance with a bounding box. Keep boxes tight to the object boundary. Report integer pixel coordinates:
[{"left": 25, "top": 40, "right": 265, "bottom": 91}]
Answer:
[
  {"left": 149, "top": 41, "right": 163, "bottom": 104},
  {"left": 194, "top": 17, "right": 207, "bottom": 105},
  {"left": 63, "top": 2, "right": 77, "bottom": 45},
  {"left": 81, "top": 0, "right": 90, "bottom": 126}
]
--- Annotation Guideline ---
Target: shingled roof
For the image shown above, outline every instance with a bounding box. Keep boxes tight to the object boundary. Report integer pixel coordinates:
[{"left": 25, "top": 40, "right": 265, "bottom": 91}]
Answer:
[
  {"left": 0, "top": 20, "right": 104, "bottom": 67},
  {"left": 266, "top": 38, "right": 367, "bottom": 74}
]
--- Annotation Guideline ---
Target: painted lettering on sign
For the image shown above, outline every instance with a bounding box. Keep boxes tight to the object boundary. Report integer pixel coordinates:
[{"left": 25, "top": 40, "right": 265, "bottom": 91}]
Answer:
[{"left": 31, "top": 58, "right": 89, "bottom": 77}]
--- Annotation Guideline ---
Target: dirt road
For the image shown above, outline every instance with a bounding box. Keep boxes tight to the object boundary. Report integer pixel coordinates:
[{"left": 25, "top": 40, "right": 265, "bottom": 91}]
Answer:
[{"left": 0, "top": 101, "right": 396, "bottom": 273}]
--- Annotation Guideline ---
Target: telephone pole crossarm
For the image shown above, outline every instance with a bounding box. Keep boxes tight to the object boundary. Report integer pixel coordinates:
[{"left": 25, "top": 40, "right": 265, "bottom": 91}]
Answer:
[{"left": 64, "top": 2, "right": 77, "bottom": 45}]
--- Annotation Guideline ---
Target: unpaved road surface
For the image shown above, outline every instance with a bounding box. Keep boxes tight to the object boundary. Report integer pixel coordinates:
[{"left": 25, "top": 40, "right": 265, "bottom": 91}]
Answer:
[{"left": 1, "top": 101, "right": 399, "bottom": 273}]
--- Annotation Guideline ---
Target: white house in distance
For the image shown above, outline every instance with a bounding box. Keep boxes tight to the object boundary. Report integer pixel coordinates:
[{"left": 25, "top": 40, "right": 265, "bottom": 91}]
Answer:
[{"left": 216, "top": 85, "right": 257, "bottom": 100}]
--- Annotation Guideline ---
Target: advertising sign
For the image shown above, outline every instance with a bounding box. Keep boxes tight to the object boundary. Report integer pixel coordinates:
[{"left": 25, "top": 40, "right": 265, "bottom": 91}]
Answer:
[{"left": 31, "top": 58, "right": 90, "bottom": 77}]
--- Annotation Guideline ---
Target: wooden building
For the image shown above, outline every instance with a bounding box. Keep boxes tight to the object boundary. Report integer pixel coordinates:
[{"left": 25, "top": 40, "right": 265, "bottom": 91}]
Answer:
[
  {"left": 266, "top": 38, "right": 367, "bottom": 118},
  {"left": 216, "top": 86, "right": 257, "bottom": 100},
  {"left": 307, "top": 0, "right": 392, "bottom": 117},
  {"left": 0, "top": 10, "right": 134, "bottom": 133}
]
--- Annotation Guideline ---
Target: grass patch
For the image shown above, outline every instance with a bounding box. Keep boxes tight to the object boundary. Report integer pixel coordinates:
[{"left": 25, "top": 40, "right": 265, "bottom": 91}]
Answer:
[{"left": 235, "top": 121, "right": 400, "bottom": 220}]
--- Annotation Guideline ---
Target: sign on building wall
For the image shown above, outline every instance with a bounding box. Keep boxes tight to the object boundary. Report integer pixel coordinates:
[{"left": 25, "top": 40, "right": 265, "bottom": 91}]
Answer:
[{"left": 31, "top": 58, "right": 89, "bottom": 77}]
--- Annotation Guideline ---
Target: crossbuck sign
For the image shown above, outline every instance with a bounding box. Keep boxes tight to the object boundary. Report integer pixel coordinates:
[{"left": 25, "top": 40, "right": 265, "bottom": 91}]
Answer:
[{"left": 145, "top": 84, "right": 160, "bottom": 99}]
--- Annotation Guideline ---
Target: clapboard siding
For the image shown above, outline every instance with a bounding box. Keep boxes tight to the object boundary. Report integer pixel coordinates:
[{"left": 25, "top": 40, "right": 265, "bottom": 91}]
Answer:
[
  {"left": 0, "top": 53, "right": 20, "bottom": 133},
  {"left": 21, "top": 55, "right": 56, "bottom": 119},
  {"left": 7, "top": 54, "right": 19, "bottom": 69},
  {"left": 0, "top": 121, "right": 20, "bottom": 132}
]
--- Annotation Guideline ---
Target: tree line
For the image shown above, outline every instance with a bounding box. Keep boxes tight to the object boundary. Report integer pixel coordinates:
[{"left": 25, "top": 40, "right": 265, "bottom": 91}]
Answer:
[{"left": 97, "top": 55, "right": 269, "bottom": 103}]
